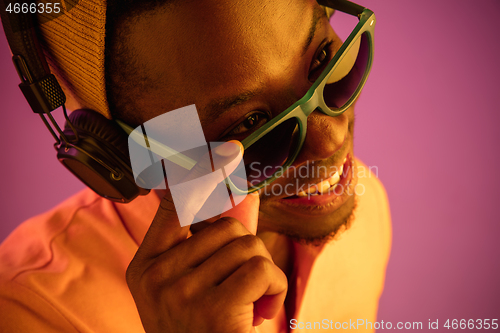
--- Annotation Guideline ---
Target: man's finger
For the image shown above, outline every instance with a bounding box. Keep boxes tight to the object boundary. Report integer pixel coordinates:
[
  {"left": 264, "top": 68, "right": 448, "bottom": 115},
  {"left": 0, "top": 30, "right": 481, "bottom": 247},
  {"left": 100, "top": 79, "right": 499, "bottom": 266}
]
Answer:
[
  {"left": 136, "top": 140, "right": 244, "bottom": 258},
  {"left": 221, "top": 192, "right": 260, "bottom": 235},
  {"left": 170, "top": 141, "right": 244, "bottom": 226},
  {"left": 221, "top": 256, "right": 288, "bottom": 319}
]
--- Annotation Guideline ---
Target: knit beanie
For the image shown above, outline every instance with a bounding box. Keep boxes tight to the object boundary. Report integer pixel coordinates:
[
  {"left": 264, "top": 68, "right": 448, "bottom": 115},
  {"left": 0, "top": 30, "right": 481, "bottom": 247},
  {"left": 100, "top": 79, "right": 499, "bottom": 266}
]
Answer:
[
  {"left": 36, "top": 1, "right": 335, "bottom": 120},
  {"left": 37, "top": 0, "right": 111, "bottom": 118}
]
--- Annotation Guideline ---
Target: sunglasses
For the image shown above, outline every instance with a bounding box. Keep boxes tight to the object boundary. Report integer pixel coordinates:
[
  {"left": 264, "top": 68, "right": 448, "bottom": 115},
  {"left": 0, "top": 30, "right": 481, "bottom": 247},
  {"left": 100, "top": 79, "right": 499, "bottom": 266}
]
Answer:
[{"left": 226, "top": 0, "right": 376, "bottom": 194}]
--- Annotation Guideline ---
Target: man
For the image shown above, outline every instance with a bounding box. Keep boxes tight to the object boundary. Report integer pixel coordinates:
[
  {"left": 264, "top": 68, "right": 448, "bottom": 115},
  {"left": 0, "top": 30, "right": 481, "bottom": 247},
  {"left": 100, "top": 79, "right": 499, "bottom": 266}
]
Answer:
[{"left": 0, "top": 0, "right": 391, "bottom": 332}]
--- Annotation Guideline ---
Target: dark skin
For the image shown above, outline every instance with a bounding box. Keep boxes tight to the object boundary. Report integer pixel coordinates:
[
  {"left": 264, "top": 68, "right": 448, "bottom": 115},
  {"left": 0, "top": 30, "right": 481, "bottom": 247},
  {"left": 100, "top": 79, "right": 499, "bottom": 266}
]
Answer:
[{"left": 121, "top": 0, "right": 358, "bottom": 331}]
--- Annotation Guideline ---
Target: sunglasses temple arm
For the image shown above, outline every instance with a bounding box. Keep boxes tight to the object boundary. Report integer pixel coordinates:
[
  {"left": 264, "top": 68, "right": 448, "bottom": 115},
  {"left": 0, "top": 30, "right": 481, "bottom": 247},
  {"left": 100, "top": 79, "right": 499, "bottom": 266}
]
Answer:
[
  {"left": 316, "top": 0, "right": 365, "bottom": 16},
  {"left": 116, "top": 119, "right": 196, "bottom": 171}
]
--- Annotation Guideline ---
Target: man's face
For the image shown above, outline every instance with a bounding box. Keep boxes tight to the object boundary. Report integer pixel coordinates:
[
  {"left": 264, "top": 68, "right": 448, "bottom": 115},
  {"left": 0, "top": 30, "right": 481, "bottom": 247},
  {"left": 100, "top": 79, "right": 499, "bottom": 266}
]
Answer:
[{"left": 117, "top": 0, "right": 358, "bottom": 242}]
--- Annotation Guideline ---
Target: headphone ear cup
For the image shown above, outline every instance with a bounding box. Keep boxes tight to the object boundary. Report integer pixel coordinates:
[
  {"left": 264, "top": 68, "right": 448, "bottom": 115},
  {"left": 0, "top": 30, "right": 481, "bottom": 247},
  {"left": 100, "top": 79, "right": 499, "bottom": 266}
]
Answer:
[{"left": 57, "top": 109, "right": 149, "bottom": 203}]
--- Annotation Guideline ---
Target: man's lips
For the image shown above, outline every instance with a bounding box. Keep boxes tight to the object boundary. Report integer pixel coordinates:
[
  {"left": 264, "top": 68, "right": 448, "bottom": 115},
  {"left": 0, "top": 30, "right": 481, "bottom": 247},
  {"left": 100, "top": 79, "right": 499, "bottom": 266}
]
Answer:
[
  {"left": 281, "top": 155, "right": 350, "bottom": 199},
  {"left": 274, "top": 155, "right": 354, "bottom": 210},
  {"left": 295, "top": 156, "right": 347, "bottom": 197}
]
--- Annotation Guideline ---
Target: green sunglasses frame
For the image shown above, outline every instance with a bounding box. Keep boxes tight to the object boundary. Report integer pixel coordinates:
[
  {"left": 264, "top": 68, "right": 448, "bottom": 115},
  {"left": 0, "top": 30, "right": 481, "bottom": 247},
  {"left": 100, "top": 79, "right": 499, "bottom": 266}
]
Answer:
[{"left": 227, "top": 0, "right": 376, "bottom": 195}]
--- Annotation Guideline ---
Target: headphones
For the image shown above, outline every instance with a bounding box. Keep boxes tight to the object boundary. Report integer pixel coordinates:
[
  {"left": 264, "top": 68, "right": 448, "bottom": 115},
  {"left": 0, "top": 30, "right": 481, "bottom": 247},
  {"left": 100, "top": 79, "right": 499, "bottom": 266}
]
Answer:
[{"left": 0, "top": 0, "right": 150, "bottom": 203}]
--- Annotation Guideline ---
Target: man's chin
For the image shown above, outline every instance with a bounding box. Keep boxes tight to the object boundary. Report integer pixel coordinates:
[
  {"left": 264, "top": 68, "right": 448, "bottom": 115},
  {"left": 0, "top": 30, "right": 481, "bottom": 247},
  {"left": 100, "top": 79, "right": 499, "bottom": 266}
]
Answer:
[{"left": 260, "top": 194, "right": 358, "bottom": 247}]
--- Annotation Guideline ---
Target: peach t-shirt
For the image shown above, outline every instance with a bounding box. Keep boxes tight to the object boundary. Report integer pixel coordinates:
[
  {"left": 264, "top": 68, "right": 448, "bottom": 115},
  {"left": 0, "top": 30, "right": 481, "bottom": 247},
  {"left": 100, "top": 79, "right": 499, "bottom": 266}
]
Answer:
[{"left": 0, "top": 160, "right": 391, "bottom": 332}]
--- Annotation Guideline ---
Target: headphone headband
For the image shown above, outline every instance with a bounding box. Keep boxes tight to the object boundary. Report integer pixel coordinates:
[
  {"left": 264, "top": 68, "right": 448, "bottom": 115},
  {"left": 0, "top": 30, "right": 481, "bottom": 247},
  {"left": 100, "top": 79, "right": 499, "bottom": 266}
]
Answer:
[{"left": 0, "top": 1, "right": 66, "bottom": 113}]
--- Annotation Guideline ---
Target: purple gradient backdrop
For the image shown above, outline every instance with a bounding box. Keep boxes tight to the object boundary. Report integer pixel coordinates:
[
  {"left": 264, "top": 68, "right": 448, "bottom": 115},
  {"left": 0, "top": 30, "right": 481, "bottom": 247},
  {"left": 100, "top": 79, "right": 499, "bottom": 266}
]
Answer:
[{"left": 1, "top": 0, "right": 499, "bottom": 329}]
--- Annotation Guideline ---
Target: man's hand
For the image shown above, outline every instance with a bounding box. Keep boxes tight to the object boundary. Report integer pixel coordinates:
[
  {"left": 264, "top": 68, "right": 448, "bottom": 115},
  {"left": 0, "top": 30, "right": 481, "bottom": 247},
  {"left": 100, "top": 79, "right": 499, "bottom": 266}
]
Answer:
[{"left": 126, "top": 141, "right": 288, "bottom": 333}]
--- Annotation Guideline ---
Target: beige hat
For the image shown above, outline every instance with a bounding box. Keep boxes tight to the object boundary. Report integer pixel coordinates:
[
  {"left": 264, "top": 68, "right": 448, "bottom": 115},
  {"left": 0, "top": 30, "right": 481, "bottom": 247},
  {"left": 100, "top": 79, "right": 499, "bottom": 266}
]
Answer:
[
  {"left": 38, "top": 0, "right": 111, "bottom": 118},
  {"left": 37, "top": 2, "right": 334, "bottom": 120}
]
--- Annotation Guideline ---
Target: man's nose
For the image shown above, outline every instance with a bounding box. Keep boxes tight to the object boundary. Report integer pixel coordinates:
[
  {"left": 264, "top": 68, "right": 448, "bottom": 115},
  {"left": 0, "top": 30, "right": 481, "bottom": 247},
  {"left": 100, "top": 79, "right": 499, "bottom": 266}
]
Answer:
[{"left": 292, "top": 110, "right": 348, "bottom": 166}]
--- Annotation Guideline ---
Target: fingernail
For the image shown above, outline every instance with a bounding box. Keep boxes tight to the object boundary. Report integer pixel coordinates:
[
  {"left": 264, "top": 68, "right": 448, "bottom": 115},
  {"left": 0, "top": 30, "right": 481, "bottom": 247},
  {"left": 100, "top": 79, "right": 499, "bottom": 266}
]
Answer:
[{"left": 214, "top": 140, "right": 244, "bottom": 157}]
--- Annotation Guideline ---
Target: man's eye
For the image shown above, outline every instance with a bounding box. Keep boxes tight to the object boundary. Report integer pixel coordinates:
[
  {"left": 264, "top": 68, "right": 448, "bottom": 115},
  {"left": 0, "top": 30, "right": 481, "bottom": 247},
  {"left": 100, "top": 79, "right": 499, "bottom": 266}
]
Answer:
[
  {"left": 309, "top": 41, "right": 333, "bottom": 82},
  {"left": 226, "top": 112, "right": 269, "bottom": 138}
]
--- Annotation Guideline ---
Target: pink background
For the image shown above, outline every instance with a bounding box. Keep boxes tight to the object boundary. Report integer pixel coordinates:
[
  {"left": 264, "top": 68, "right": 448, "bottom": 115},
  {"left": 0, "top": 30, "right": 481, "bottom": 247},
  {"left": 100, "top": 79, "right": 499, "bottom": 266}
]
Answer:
[{"left": 1, "top": 0, "right": 499, "bottom": 328}]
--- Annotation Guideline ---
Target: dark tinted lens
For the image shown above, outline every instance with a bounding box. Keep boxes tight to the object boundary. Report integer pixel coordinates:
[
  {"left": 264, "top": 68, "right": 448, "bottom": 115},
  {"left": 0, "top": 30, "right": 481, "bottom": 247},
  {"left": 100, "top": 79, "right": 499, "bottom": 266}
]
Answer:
[
  {"left": 323, "top": 32, "right": 370, "bottom": 109},
  {"left": 242, "top": 118, "right": 300, "bottom": 186}
]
